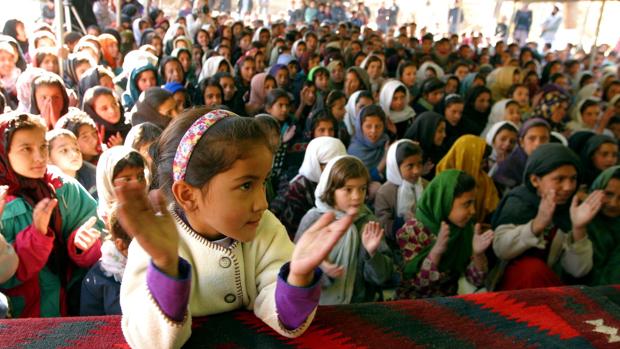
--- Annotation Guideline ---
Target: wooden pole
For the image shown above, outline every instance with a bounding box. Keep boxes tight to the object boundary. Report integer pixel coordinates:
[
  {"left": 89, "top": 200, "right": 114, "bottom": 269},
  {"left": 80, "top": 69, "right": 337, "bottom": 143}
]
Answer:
[
  {"left": 116, "top": 0, "right": 122, "bottom": 30},
  {"left": 589, "top": 0, "right": 606, "bottom": 71},
  {"left": 54, "top": 0, "right": 65, "bottom": 76}
]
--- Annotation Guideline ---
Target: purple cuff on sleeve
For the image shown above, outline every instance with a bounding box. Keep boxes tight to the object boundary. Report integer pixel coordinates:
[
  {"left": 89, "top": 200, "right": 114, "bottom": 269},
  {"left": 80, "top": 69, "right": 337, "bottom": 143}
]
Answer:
[
  {"left": 276, "top": 262, "right": 322, "bottom": 330},
  {"left": 146, "top": 257, "right": 192, "bottom": 322}
]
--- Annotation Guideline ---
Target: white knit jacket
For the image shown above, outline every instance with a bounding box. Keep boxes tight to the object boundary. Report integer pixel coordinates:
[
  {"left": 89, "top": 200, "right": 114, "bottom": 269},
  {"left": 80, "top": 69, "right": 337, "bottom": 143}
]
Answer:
[{"left": 120, "top": 210, "right": 315, "bottom": 349}]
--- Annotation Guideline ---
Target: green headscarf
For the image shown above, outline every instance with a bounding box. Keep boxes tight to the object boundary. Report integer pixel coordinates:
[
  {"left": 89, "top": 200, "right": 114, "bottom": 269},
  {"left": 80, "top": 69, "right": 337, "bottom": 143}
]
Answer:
[
  {"left": 587, "top": 165, "right": 620, "bottom": 285},
  {"left": 403, "top": 169, "right": 474, "bottom": 279}
]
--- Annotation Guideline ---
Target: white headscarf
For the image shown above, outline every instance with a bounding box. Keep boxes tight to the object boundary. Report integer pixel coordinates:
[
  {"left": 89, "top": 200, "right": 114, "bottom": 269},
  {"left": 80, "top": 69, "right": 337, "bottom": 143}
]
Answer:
[
  {"left": 296, "top": 137, "right": 347, "bottom": 183},
  {"left": 313, "top": 155, "right": 360, "bottom": 304},
  {"left": 482, "top": 99, "right": 512, "bottom": 137},
  {"left": 344, "top": 90, "right": 362, "bottom": 136},
  {"left": 485, "top": 121, "right": 518, "bottom": 146},
  {"left": 199, "top": 56, "right": 234, "bottom": 82},
  {"left": 417, "top": 61, "right": 445, "bottom": 83},
  {"left": 96, "top": 146, "right": 149, "bottom": 220},
  {"left": 379, "top": 79, "right": 416, "bottom": 124},
  {"left": 386, "top": 139, "right": 424, "bottom": 219}
]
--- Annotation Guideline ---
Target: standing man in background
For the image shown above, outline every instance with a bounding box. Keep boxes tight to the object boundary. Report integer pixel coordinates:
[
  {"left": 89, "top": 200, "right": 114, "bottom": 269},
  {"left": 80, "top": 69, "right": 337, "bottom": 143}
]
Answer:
[
  {"left": 513, "top": 3, "right": 533, "bottom": 46},
  {"left": 448, "top": 0, "right": 464, "bottom": 35},
  {"left": 541, "top": 5, "right": 562, "bottom": 48}
]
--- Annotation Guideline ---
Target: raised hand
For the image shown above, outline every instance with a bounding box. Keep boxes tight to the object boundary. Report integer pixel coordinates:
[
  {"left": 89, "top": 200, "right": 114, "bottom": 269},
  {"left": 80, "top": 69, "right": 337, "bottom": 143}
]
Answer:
[
  {"left": 320, "top": 260, "right": 345, "bottom": 278},
  {"left": 532, "top": 189, "right": 557, "bottom": 235},
  {"left": 289, "top": 210, "right": 355, "bottom": 287},
  {"left": 429, "top": 221, "right": 450, "bottom": 262},
  {"left": 361, "top": 221, "right": 384, "bottom": 257},
  {"left": 114, "top": 179, "right": 180, "bottom": 277},
  {"left": 571, "top": 190, "right": 604, "bottom": 240},
  {"left": 33, "top": 198, "right": 58, "bottom": 235},
  {"left": 74, "top": 216, "right": 101, "bottom": 251},
  {"left": 472, "top": 223, "right": 494, "bottom": 256},
  {"left": 107, "top": 132, "right": 124, "bottom": 148}
]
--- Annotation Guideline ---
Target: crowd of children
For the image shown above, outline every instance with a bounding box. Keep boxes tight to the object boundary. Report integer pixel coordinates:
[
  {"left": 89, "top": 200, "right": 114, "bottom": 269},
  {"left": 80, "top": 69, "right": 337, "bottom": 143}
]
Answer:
[{"left": 1, "top": 2, "right": 620, "bottom": 347}]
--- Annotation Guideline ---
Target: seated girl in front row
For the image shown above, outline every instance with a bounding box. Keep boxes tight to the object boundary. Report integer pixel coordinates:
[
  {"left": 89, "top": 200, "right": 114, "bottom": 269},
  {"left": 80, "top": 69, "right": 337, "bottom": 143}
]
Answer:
[
  {"left": 296, "top": 156, "right": 394, "bottom": 305},
  {"left": 117, "top": 109, "right": 356, "bottom": 348},
  {"left": 396, "top": 170, "right": 494, "bottom": 299},
  {"left": 0, "top": 113, "right": 103, "bottom": 317}
]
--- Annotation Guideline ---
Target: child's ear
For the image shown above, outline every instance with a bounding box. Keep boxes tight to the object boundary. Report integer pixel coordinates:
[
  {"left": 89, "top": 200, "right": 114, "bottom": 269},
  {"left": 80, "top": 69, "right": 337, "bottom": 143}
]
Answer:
[
  {"left": 529, "top": 174, "right": 541, "bottom": 189},
  {"left": 114, "top": 238, "right": 129, "bottom": 254},
  {"left": 172, "top": 180, "right": 200, "bottom": 213}
]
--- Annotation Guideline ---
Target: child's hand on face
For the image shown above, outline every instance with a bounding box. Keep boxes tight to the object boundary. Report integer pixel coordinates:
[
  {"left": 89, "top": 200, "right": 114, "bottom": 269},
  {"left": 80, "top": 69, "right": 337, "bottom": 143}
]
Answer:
[
  {"left": 289, "top": 209, "right": 356, "bottom": 287},
  {"left": 472, "top": 223, "right": 494, "bottom": 256},
  {"left": 320, "top": 260, "right": 344, "bottom": 278},
  {"left": 74, "top": 216, "right": 101, "bottom": 251},
  {"left": 107, "top": 132, "right": 124, "bottom": 148},
  {"left": 115, "top": 179, "right": 180, "bottom": 277},
  {"left": 429, "top": 221, "right": 450, "bottom": 262},
  {"left": 32, "top": 198, "right": 58, "bottom": 235},
  {"left": 361, "top": 221, "right": 384, "bottom": 258}
]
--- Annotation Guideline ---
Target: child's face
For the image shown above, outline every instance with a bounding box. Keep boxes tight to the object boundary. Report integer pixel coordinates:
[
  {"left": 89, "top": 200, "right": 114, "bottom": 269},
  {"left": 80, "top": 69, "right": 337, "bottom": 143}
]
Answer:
[
  {"left": 530, "top": 165, "right": 577, "bottom": 205},
  {"left": 267, "top": 97, "right": 290, "bottom": 122},
  {"left": 313, "top": 120, "right": 335, "bottom": 138},
  {"left": 203, "top": 86, "right": 222, "bottom": 107},
  {"left": 157, "top": 97, "right": 179, "bottom": 118},
  {"left": 240, "top": 60, "right": 256, "bottom": 83},
  {"left": 445, "top": 79, "right": 458, "bottom": 94},
  {"left": 49, "top": 135, "right": 83, "bottom": 175},
  {"left": 333, "top": 177, "right": 367, "bottom": 213},
  {"left": 77, "top": 124, "right": 100, "bottom": 158},
  {"left": 331, "top": 98, "right": 346, "bottom": 121},
  {"left": 444, "top": 102, "right": 464, "bottom": 126},
  {"left": 581, "top": 105, "right": 600, "bottom": 128},
  {"left": 315, "top": 73, "right": 329, "bottom": 91},
  {"left": 448, "top": 190, "right": 476, "bottom": 228},
  {"left": 362, "top": 116, "right": 385, "bottom": 143},
  {"left": 602, "top": 178, "right": 620, "bottom": 218},
  {"left": 520, "top": 126, "right": 550, "bottom": 156},
  {"left": 35, "top": 84, "right": 65, "bottom": 125},
  {"left": 75, "top": 62, "right": 92, "bottom": 82},
  {"left": 493, "top": 129, "right": 517, "bottom": 159},
  {"left": 399, "top": 154, "right": 423, "bottom": 184},
  {"left": 433, "top": 121, "right": 446, "bottom": 146},
  {"left": 192, "top": 145, "right": 272, "bottom": 241},
  {"left": 505, "top": 104, "right": 521, "bottom": 124},
  {"left": 592, "top": 143, "right": 618, "bottom": 171},
  {"left": 114, "top": 166, "right": 146, "bottom": 184},
  {"left": 93, "top": 94, "right": 121, "bottom": 124},
  {"left": 366, "top": 61, "right": 382, "bottom": 79},
  {"left": 136, "top": 70, "right": 157, "bottom": 92},
  {"left": 164, "top": 61, "right": 184, "bottom": 83},
  {"left": 454, "top": 65, "right": 469, "bottom": 81},
  {"left": 345, "top": 72, "right": 361, "bottom": 97},
  {"left": 426, "top": 89, "right": 444, "bottom": 105},
  {"left": 275, "top": 69, "right": 289, "bottom": 88},
  {"left": 512, "top": 87, "right": 529, "bottom": 107},
  {"left": 474, "top": 92, "right": 491, "bottom": 113},
  {"left": 288, "top": 63, "right": 299, "bottom": 78},
  {"left": 8, "top": 127, "right": 48, "bottom": 179},
  {"left": 40, "top": 55, "right": 59, "bottom": 74},
  {"left": 0, "top": 50, "right": 16, "bottom": 77},
  {"left": 219, "top": 77, "right": 236, "bottom": 101},
  {"left": 330, "top": 64, "right": 344, "bottom": 83},
  {"left": 390, "top": 90, "right": 407, "bottom": 112}
]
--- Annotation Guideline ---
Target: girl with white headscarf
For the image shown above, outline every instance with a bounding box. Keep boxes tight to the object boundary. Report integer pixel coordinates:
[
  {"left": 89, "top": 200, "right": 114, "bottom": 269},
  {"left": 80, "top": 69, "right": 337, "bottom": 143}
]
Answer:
[
  {"left": 271, "top": 137, "right": 347, "bottom": 239},
  {"left": 375, "top": 140, "right": 427, "bottom": 242},
  {"left": 198, "top": 56, "right": 234, "bottom": 83},
  {"left": 295, "top": 155, "right": 394, "bottom": 305},
  {"left": 379, "top": 80, "right": 416, "bottom": 138}
]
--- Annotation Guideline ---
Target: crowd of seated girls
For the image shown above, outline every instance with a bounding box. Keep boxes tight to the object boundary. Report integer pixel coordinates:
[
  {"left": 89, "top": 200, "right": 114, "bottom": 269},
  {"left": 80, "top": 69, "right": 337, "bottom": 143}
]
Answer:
[{"left": 0, "top": 8, "right": 620, "bottom": 348}]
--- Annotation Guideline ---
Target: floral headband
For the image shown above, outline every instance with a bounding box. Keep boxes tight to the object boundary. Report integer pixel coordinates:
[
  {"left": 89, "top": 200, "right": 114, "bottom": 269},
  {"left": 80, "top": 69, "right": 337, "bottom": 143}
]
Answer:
[{"left": 172, "top": 109, "right": 234, "bottom": 181}]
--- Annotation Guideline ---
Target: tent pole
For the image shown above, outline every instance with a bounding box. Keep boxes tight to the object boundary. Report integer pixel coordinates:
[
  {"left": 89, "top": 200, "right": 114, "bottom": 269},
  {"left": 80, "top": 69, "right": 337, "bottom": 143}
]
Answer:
[
  {"left": 54, "top": 0, "right": 65, "bottom": 76},
  {"left": 116, "top": 0, "right": 122, "bottom": 30},
  {"left": 589, "top": 0, "right": 606, "bottom": 71}
]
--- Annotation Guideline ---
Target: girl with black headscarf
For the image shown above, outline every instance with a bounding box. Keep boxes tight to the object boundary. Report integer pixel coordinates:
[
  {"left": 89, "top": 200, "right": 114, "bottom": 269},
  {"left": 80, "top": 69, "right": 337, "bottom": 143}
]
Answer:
[
  {"left": 461, "top": 85, "right": 492, "bottom": 136},
  {"left": 403, "top": 111, "right": 447, "bottom": 180},
  {"left": 491, "top": 143, "right": 604, "bottom": 290}
]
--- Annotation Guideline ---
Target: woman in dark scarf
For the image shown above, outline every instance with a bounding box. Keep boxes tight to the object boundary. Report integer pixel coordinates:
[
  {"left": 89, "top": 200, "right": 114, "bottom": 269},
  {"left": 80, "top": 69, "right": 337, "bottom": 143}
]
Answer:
[
  {"left": 403, "top": 111, "right": 447, "bottom": 180},
  {"left": 583, "top": 166, "right": 620, "bottom": 285},
  {"left": 461, "top": 85, "right": 492, "bottom": 136},
  {"left": 82, "top": 86, "right": 131, "bottom": 146},
  {"left": 0, "top": 113, "right": 103, "bottom": 317},
  {"left": 77, "top": 66, "right": 115, "bottom": 104},
  {"left": 493, "top": 118, "right": 551, "bottom": 192},
  {"left": 491, "top": 143, "right": 604, "bottom": 290}
]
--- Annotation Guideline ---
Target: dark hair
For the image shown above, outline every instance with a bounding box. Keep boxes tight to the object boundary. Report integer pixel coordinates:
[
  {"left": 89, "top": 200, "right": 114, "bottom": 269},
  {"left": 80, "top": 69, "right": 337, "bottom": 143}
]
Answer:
[
  {"left": 320, "top": 157, "right": 369, "bottom": 207},
  {"left": 4, "top": 113, "right": 47, "bottom": 150},
  {"left": 579, "top": 73, "right": 594, "bottom": 89},
  {"left": 444, "top": 94, "right": 464, "bottom": 108},
  {"left": 359, "top": 104, "right": 386, "bottom": 126},
  {"left": 55, "top": 108, "right": 97, "bottom": 136},
  {"left": 326, "top": 90, "right": 346, "bottom": 109},
  {"left": 397, "top": 60, "right": 417, "bottom": 78},
  {"left": 395, "top": 142, "right": 423, "bottom": 166},
  {"left": 157, "top": 107, "right": 272, "bottom": 202},
  {"left": 505, "top": 100, "right": 520, "bottom": 109},
  {"left": 265, "top": 88, "right": 291, "bottom": 109},
  {"left": 608, "top": 116, "right": 620, "bottom": 127},
  {"left": 421, "top": 78, "right": 445, "bottom": 95},
  {"left": 550, "top": 72, "right": 566, "bottom": 84},
  {"left": 112, "top": 151, "right": 145, "bottom": 180},
  {"left": 580, "top": 99, "right": 600, "bottom": 114},
  {"left": 127, "top": 122, "right": 162, "bottom": 150},
  {"left": 453, "top": 171, "right": 476, "bottom": 199},
  {"left": 309, "top": 109, "right": 337, "bottom": 137},
  {"left": 159, "top": 56, "right": 184, "bottom": 83},
  {"left": 507, "top": 83, "right": 527, "bottom": 98},
  {"left": 200, "top": 77, "right": 223, "bottom": 100},
  {"left": 610, "top": 167, "right": 620, "bottom": 182},
  {"left": 254, "top": 114, "right": 281, "bottom": 152},
  {"left": 355, "top": 90, "right": 373, "bottom": 104}
]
